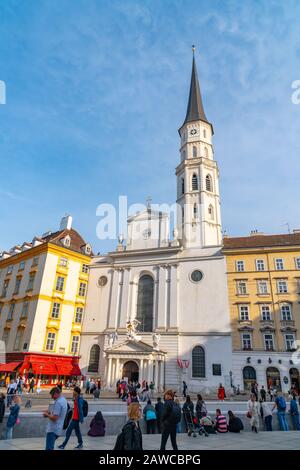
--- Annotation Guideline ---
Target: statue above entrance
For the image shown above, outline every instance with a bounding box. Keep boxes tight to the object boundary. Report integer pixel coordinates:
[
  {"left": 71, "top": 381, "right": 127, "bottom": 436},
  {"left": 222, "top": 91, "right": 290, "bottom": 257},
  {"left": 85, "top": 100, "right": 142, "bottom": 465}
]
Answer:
[{"left": 126, "top": 318, "right": 142, "bottom": 342}]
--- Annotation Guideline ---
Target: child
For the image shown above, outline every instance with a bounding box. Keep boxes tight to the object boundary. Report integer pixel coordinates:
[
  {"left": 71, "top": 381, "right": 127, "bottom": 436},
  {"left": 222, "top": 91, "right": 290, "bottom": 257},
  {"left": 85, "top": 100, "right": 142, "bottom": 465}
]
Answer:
[{"left": 6, "top": 395, "right": 20, "bottom": 439}]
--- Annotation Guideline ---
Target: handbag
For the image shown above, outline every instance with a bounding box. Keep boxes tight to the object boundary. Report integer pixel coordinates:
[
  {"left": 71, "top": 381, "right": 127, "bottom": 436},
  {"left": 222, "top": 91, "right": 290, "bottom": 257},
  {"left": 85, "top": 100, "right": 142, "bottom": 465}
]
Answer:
[{"left": 246, "top": 411, "right": 252, "bottom": 419}]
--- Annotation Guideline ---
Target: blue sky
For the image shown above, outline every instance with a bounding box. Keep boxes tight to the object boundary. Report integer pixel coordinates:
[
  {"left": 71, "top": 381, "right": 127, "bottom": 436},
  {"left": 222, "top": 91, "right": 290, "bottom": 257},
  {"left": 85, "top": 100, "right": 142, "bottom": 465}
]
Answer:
[{"left": 0, "top": 0, "right": 300, "bottom": 253}]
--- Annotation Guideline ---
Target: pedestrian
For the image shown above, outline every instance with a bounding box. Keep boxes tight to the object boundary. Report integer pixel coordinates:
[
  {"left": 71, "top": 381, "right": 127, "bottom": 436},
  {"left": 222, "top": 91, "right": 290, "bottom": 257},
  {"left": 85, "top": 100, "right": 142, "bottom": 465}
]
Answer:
[
  {"left": 6, "top": 380, "right": 17, "bottom": 408},
  {"left": 227, "top": 410, "right": 244, "bottom": 433},
  {"left": 29, "top": 378, "right": 35, "bottom": 394},
  {"left": 114, "top": 403, "right": 143, "bottom": 450},
  {"left": 260, "top": 385, "right": 266, "bottom": 402},
  {"left": 214, "top": 409, "right": 228, "bottom": 433},
  {"left": 259, "top": 399, "right": 273, "bottom": 431},
  {"left": 0, "top": 393, "right": 6, "bottom": 423},
  {"left": 182, "top": 395, "right": 194, "bottom": 435},
  {"left": 43, "top": 386, "right": 68, "bottom": 450},
  {"left": 149, "top": 381, "right": 155, "bottom": 398},
  {"left": 5, "top": 395, "right": 20, "bottom": 440},
  {"left": 200, "top": 412, "right": 216, "bottom": 434},
  {"left": 88, "top": 411, "right": 106, "bottom": 437},
  {"left": 182, "top": 381, "right": 187, "bottom": 398},
  {"left": 218, "top": 383, "right": 226, "bottom": 402},
  {"left": 58, "top": 386, "right": 85, "bottom": 449},
  {"left": 272, "top": 392, "right": 289, "bottom": 431},
  {"left": 155, "top": 397, "right": 164, "bottom": 433},
  {"left": 160, "top": 390, "right": 180, "bottom": 451},
  {"left": 85, "top": 378, "right": 90, "bottom": 395},
  {"left": 195, "top": 394, "right": 206, "bottom": 420},
  {"left": 247, "top": 393, "right": 260, "bottom": 433},
  {"left": 289, "top": 395, "right": 300, "bottom": 431},
  {"left": 174, "top": 398, "right": 182, "bottom": 433},
  {"left": 143, "top": 399, "right": 157, "bottom": 434}
]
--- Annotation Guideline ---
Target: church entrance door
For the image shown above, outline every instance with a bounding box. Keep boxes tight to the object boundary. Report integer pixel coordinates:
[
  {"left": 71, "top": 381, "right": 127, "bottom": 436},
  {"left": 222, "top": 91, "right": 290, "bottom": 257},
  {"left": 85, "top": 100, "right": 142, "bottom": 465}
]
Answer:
[{"left": 123, "top": 361, "right": 139, "bottom": 382}]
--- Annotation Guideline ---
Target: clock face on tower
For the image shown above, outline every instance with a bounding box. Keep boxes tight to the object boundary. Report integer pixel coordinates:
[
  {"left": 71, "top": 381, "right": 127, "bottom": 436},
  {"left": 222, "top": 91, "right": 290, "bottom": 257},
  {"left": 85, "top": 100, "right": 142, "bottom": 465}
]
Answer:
[{"left": 190, "top": 128, "right": 197, "bottom": 136}]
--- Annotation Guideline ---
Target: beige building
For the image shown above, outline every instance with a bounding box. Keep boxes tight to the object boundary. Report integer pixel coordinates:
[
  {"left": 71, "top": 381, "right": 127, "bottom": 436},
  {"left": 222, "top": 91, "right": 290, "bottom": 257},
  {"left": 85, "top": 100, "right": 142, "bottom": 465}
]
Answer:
[
  {"left": 0, "top": 216, "right": 91, "bottom": 384},
  {"left": 223, "top": 231, "right": 300, "bottom": 393}
]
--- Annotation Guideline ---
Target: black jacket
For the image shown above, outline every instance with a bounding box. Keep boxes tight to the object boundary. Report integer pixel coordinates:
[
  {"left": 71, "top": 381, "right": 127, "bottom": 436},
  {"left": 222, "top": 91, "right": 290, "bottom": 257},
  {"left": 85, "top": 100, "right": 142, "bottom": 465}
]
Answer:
[
  {"left": 123, "top": 420, "right": 143, "bottom": 451},
  {"left": 228, "top": 416, "right": 244, "bottom": 433},
  {"left": 155, "top": 401, "right": 164, "bottom": 420},
  {"left": 0, "top": 398, "right": 5, "bottom": 423},
  {"left": 161, "top": 400, "right": 177, "bottom": 430}
]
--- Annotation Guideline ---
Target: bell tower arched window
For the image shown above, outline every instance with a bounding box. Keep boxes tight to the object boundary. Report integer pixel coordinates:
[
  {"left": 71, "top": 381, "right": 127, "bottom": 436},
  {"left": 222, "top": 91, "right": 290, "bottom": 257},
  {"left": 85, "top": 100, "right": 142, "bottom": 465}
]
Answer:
[
  {"left": 192, "top": 146, "right": 197, "bottom": 158},
  {"left": 192, "top": 173, "right": 198, "bottom": 191},
  {"left": 193, "top": 204, "right": 198, "bottom": 219},
  {"left": 136, "top": 275, "right": 154, "bottom": 332},
  {"left": 181, "top": 177, "right": 185, "bottom": 195},
  {"left": 206, "top": 174, "right": 213, "bottom": 192},
  {"left": 88, "top": 344, "right": 100, "bottom": 373},
  {"left": 208, "top": 204, "right": 214, "bottom": 220}
]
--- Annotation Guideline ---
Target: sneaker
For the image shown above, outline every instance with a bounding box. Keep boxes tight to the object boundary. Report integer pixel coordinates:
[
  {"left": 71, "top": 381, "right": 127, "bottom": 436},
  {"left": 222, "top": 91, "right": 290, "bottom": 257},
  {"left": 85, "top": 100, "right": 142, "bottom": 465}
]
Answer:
[
  {"left": 74, "top": 443, "right": 83, "bottom": 449},
  {"left": 57, "top": 444, "right": 65, "bottom": 450}
]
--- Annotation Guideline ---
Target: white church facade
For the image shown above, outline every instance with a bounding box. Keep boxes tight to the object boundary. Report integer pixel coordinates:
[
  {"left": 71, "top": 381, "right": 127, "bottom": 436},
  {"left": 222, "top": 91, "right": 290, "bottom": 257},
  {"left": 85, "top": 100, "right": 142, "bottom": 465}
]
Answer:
[{"left": 79, "top": 53, "right": 233, "bottom": 393}]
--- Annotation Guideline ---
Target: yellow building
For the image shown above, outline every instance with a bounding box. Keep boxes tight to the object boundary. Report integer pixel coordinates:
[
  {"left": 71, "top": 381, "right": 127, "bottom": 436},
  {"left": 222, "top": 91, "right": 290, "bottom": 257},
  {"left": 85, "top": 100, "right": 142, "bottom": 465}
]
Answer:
[
  {"left": 223, "top": 231, "right": 300, "bottom": 393},
  {"left": 0, "top": 216, "right": 91, "bottom": 384}
]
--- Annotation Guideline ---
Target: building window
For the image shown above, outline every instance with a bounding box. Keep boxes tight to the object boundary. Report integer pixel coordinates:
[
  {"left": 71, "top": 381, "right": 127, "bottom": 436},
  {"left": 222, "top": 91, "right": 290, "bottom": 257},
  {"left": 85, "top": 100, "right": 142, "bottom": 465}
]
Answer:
[
  {"left": 239, "top": 305, "right": 250, "bottom": 321},
  {"left": 261, "top": 305, "right": 271, "bottom": 321},
  {"left": 280, "top": 304, "right": 292, "bottom": 321},
  {"left": 27, "top": 273, "right": 35, "bottom": 291},
  {"left": 212, "top": 364, "right": 222, "bottom": 376},
  {"left": 236, "top": 261, "right": 245, "bottom": 272},
  {"left": 21, "top": 301, "right": 29, "bottom": 318},
  {"left": 55, "top": 276, "right": 65, "bottom": 292},
  {"left": 277, "top": 280, "right": 288, "bottom": 293},
  {"left": 2, "top": 328, "right": 10, "bottom": 346},
  {"left": 204, "top": 147, "right": 208, "bottom": 158},
  {"left": 71, "top": 335, "right": 80, "bottom": 354},
  {"left": 264, "top": 334, "right": 274, "bottom": 351},
  {"left": 295, "top": 258, "right": 300, "bottom": 270},
  {"left": 82, "top": 264, "right": 89, "bottom": 274},
  {"left": 285, "top": 334, "right": 296, "bottom": 351},
  {"left": 275, "top": 258, "right": 284, "bottom": 270},
  {"left": 237, "top": 281, "right": 247, "bottom": 295},
  {"left": 75, "top": 307, "right": 83, "bottom": 323},
  {"left": 14, "top": 328, "right": 24, "bottom": 351},
  {"left": 192, "top": 346, "right": 205, "bottom": 378},
  {"left": 78, "top": 282, "right": 87, "bottom": 297},
  {"left": 203, "top": 129, "right": 207, "bottom": 138},
  {"left": 136, "top": 275, "right": 154, "bottom": 332},
  {"left": 205, "top": 174, "right": 212, "bottom": 192},
  {"left": 192, "top": 173, "right": 198, "bottom": 191},
  {"left": 193, "top": 204, "right": 198, "bottom": 219},
  {"left": 51, "top": 302, "right": 61, "bottom": 319},
  {"left": 88, "top": 344, "right": 100, "bottom": 373},
  {"left": 32, "top": 257, "right": 39, "bottom": 267},
  {"left": 256, "top": 259, "right": 265, "bottom": 271},
  {"left": 59, "top": 257, "right": 68, "bottom": 267},
  {"left": 181, "top": 177, "right": 185, "bottom": 195},
  {"left": 242, "top": 333, "right": 252, "bottom": 350},
  {"left": 208, "top": 204, "right": 214, "bottom": 220},
  {"left": 7, "top": 265, "right": 13, "bottom": 275},
  {"left": 46, "top": 332, "right": 56, "bottom": 351},
  {"left": 19, "top": 261, "right": 25, "bottom": 271},
  {"left": 257, "top": 280, "right": 268, "bottom": 294},
  {"left": 192, "top": 146, "right": 197, "bottom": 158},
  {"left": 14, "top": 277, "right": 22, "bottom": 295},
  {"left": 1, "top": 279, "right": 9, "bottom": 297},
  {"left": 7, "top": 303, "right": 15, "bottom": 320}
]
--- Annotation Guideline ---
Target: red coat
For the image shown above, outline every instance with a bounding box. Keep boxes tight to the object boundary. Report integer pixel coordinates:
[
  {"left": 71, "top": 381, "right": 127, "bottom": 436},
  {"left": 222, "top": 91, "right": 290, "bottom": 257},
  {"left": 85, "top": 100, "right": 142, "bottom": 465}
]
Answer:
[{"left": 218, "top": 387, "right": 225, "bottom": 400}]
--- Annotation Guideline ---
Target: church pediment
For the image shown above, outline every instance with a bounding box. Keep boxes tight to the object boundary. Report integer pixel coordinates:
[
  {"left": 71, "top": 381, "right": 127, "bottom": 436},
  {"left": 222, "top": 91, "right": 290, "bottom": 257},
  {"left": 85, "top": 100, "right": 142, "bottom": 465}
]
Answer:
[{"left": 105, "top": 339, "right": 165, "bottom": 354}]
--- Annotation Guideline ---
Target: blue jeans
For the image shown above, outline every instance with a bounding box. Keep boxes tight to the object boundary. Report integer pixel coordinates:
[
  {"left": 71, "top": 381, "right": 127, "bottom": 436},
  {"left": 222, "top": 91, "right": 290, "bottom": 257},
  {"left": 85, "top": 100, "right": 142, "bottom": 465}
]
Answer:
[
  {"left": 62, "top": 420, "right": 83, "bottom": 447},
  {"left": 292, "top": 414, "right": 300, "bottom": 431},
  {"left": 5, "top": 426, "right": 13, "bottom": 440},
  {"left": 264, "top": 415, "right": 272, "bottom": 431},
  {"left": 277, "top": 411, "right": 289, "bottom": 431},
  {"left": 45, "top": 432, "right": 58, "bottom": 450}
]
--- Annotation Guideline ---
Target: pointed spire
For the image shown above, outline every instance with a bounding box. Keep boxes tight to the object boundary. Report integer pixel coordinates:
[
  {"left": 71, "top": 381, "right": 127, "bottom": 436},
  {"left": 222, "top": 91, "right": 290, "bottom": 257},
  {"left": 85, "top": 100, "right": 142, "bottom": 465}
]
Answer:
[{"left": 182, "top": 46, "right": 209, "bottom": 126}]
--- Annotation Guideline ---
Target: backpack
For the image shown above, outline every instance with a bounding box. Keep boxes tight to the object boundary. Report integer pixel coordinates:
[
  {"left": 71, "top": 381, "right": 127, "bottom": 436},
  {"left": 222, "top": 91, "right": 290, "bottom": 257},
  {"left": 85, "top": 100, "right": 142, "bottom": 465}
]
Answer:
[
  {"left": 146, "top": 409, "right": 156, "bottom": 421},
  {"left": 113, "top": 431, "right": 125, "bottom": 450},
  {"left": 63, "top": 405, "right": 72, "bottom": 430},
  {"left": 82, "top": 399, "right": 89, "bottom": 417},
  {"left": 277, "top": 396, "right": 286, "bottom": 411},
  {"left": 172, "top": 402, "right": 182, "bottom": 424}
]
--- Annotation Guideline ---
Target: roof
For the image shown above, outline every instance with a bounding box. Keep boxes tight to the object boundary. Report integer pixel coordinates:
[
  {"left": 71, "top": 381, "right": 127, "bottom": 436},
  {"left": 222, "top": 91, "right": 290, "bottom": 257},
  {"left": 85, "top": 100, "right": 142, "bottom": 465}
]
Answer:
[
  {"left": 181, "top": 54, "right": 211, "bottom": 128},
  {"left": 223, "top": 232, "right": 300, "bottom": 250},
  {"left": 42, "top": 228, "right": 92, "bottom": 256}
]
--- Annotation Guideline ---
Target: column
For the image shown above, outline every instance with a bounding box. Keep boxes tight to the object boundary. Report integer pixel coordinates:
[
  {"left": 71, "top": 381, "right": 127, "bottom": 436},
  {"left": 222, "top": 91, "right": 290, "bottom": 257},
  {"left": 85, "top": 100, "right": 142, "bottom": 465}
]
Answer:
[
  {"left": 169, "top": 264, "right": 178, "bottom": 330},
  {"left": 118, "top": 268, "right": 131, "bottom": 329},
  {"left": 140, "top": 358, "right": 144, "bottom": 383},
  {"left": 108, "top": 269, "right": 121, "bottom": 329},
  {"left": 159, "top": 358, "right": 165, "bottom": 393},
  {"left": 115, "top": 357, "right": 120, "bottom": 382},
  {"left": 153, "top": 266, "right": 159, "bottom": 329},
  {"left": 154, "top": 359, "right": 159, "bottom": 390},
  {"left": 157, "top": 266, "right": 167, "bottom": 330},
  {"left": 107, "top": 357, "right": 112, "bottom": 388},
  {"left": 147, "top": 359, "right": 153, "bottom": 383}
]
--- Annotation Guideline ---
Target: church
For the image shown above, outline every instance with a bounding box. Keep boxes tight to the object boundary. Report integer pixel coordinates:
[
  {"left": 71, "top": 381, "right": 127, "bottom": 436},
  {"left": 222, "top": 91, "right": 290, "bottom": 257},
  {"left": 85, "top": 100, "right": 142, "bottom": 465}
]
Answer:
[{"left": 79, "top": 52, "right": 232, "bottom": 393}]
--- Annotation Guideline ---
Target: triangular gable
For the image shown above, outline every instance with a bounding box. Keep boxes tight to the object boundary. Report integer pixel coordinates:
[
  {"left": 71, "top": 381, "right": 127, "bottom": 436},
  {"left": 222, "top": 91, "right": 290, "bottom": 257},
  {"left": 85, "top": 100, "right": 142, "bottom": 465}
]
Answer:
[{"left": 105, "top": 339, "right": 165, "bottom": 354}]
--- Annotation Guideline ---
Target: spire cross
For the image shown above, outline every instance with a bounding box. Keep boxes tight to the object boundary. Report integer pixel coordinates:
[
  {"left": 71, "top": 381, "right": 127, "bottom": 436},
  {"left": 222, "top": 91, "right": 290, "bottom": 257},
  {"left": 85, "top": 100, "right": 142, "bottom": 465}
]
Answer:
[
  {"left": 146, "top": 196, "right": 152, "bottom": 209},
  {"left": 192, "top": 45, "right": 195, "bottom": 55}
]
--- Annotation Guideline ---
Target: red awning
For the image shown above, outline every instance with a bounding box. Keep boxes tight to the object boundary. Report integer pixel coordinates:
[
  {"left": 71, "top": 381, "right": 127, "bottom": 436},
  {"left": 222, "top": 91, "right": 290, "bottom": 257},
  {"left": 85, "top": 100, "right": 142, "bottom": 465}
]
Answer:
[
  {"left": 56, "top": 363, "right": 81, "bottom": 376},
  {"left": 0, "top": 362, "right": 22, "bottom": 372},
  {"left": 30, "top": 362, "right": 58, "bottom": 375}
]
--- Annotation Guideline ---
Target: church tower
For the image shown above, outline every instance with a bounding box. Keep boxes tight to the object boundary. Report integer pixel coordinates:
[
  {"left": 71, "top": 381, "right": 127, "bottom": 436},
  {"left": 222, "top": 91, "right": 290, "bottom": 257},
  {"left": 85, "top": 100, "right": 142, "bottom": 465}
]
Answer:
[{"left": 176, "top": 48, "right": 222, "bottom": 248}]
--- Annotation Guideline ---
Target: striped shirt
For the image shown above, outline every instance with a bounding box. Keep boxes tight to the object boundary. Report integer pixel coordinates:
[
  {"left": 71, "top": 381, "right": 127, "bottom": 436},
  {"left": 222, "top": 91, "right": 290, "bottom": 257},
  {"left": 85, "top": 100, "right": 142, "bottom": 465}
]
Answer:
[{"left": 215, "top": 414, "right": 228, "bottom": 433}]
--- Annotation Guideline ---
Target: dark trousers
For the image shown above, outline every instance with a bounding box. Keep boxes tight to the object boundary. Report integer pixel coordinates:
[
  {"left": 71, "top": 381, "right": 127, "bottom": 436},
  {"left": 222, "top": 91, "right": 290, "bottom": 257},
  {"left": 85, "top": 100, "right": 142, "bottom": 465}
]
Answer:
[
  {"left": 45, "top": 432, "right": 58, "bottom": 450},
  {"left": 62, "top": 419, "right": 83, "bottom": 447},
  {"left": 146, "top": 419, "right": 156, "bottom": 434},
  {"left": 264, "top": 415, "right": 272, "bottom": 431},
  {"left": 160, "top": 427, "right": 178, "bottom": 451},
  {"left": 157, "top": 418, "right": 162, "bottom": 433}
]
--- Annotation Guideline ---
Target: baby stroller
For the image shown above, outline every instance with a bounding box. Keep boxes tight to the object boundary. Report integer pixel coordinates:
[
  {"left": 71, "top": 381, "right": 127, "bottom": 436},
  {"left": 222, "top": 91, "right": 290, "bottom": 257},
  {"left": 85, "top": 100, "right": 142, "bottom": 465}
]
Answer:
[{"left": 183, "top": 407, "right": 209, "bottom": 438}]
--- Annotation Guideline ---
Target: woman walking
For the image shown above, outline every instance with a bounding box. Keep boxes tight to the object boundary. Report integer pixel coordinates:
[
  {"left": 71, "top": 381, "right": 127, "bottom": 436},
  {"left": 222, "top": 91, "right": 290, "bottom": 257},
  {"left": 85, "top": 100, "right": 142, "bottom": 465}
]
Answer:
[
  {"left": 218, "top": 384, "right": 226, "bottom": 402},
  {"left": 5, "top": 395, "right": 20, "bottom": 439},
  {"left": 247, "top": 393, "right": 260, "bottom": 433}
]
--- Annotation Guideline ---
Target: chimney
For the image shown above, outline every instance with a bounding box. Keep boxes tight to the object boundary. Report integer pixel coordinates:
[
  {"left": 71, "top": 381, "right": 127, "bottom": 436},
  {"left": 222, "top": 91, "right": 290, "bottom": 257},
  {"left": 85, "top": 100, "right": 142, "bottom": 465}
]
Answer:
[
  {"left": 60, "top": 215, "right": 72, "bottom": 231},
  {"left": 250, "top": 230, "right": 264, "bottom": 236}
]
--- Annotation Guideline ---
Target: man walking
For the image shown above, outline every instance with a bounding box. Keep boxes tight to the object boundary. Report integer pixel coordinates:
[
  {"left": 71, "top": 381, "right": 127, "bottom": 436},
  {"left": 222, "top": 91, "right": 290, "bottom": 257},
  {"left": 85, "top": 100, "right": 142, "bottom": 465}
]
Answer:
[
  {"left": 272, "top": 392, "right": 289, "bottom": 431},
  {"left": 290, "top": 395, "right": 300, "bottom": 430},
  {"left": 43, "top": 387, "right": 68, "bottom": 451},
  {"left": 160, "top": 390, "right": 180, "bottom": 451},
  {"left": 260, "top": 385, "right": 266, "bottom": 402},
  {"left": 155, "top": 397, "right": 164, "bottom": 433},
  {"left": 58, "top": 386, "right": 85, "bottom": 449}
]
